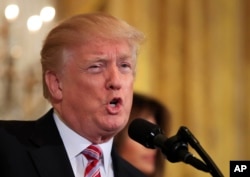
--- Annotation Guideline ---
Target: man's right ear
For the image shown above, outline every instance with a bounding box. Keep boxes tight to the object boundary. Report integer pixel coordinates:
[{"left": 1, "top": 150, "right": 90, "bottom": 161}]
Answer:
[{"left": 45, "top": 71, "right": 63, "bottom": 101}]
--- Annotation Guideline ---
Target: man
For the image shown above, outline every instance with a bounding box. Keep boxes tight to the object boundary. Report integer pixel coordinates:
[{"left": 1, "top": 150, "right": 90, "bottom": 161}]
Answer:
[{"left": 0, "top": 13, "right": 146, "bottom": 177}]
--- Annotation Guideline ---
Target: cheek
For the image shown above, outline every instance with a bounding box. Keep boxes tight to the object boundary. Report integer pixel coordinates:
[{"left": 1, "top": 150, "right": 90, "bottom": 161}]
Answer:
[
  {"left": 68, "top": 75, "right": 101, "bottom": 94},
  {"left": 124, "top": 77, "right": 135, "bottom": 99},
  {"left": 61, "top": 75, "right": 100, "bottom": 110}
]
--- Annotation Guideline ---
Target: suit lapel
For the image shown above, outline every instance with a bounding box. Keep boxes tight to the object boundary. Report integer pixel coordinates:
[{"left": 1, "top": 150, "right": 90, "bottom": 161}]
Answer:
[
  {"left": 28, "top": 109, "right": 75, "bottom": 177},
  {"left": 29, "top": 146, "right": 74, "bottom": 177}
]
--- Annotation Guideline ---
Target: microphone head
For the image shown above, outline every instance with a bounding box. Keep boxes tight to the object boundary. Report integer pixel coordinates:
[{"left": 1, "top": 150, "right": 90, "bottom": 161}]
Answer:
[{"left": 128, "top": 118, "right": 163, "bottom": 149}]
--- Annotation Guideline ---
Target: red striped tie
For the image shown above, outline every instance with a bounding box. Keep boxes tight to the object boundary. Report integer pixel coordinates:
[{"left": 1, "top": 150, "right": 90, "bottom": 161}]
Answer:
[{"left": 82, "top": 145, "right": 102, "bottom": 177}]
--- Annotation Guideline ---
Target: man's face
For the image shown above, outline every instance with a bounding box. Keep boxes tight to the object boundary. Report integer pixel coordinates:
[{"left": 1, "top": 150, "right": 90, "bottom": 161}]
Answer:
[{"left": 54, "top": 39, "right": 136, "bottom": 143}]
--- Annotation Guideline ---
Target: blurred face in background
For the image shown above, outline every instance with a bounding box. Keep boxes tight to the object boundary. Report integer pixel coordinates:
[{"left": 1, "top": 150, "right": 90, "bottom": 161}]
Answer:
[{"left": 118, "top": 115, "right": 157, "bottom": 176}]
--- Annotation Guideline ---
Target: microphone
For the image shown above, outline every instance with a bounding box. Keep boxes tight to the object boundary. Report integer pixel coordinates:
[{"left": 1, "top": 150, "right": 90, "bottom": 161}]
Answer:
[{"left": 128, "top": 118, "right": 209, "bottom": 172}]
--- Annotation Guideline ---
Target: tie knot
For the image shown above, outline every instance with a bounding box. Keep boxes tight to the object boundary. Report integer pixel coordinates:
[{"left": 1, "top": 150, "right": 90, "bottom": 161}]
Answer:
[{"left": 82, "top": 145, "right": 102, "bottom": 161}]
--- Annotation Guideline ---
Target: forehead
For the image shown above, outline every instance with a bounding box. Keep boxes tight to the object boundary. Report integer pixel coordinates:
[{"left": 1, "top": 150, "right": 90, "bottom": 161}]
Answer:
[{"left": 67, "top": 38, "right": 136, "bottom": 58}]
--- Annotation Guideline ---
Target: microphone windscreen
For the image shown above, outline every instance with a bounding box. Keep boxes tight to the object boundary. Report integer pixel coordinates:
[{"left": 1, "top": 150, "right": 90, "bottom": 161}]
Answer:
[{"left": 128, "top": 118, "right": 162, "bottom": 149}]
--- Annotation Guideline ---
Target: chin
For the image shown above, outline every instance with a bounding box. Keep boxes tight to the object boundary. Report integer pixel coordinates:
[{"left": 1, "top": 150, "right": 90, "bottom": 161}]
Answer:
[
  {"left": 102, "top": 123, "right": 121, "bottom": 134},
  {"left": 107, "top": 117, "right": 126, "bottom": 128}
]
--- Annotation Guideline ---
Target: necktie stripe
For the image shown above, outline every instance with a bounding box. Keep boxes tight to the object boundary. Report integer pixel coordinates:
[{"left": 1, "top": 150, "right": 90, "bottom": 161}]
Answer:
[
  {"left": 82, "top": 145, "right": 102, "bottom": 177},
  {"left": 84, "top": 148, "right": 100, "bottom": 159}
]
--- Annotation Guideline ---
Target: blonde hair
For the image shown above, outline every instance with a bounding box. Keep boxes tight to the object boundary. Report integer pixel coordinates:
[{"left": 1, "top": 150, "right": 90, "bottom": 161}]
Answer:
[{"left": 41, "top": 12, "right": 145, "bottom": 99}]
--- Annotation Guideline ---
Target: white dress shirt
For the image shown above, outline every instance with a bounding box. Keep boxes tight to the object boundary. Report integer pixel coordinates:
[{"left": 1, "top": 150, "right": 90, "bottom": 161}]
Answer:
[{"left": 53, "top": 112, "right": 114, "bottom": 177}]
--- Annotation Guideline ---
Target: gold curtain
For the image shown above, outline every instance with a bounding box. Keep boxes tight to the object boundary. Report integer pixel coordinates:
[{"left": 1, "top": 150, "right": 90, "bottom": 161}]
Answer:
[{"left": 57, "top": 0, "right": 250, "bottom": 176}]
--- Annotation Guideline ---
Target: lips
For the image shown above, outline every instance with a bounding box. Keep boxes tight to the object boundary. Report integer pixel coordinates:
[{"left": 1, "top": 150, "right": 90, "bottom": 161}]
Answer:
[{"left": 106, "top": 97, "right": 122, "bottom": 114}]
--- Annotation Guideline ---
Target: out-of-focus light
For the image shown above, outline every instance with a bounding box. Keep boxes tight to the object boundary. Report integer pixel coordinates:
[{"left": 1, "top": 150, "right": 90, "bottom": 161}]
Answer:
[
  {"left": 27, "top": 15, "right": 43, "bottom": 32},
  {"left": 4, "top": 4, "right": 19, "bottom": 21},
  {"left": 40, "top": 6, "right": 55, "bottom": 22}
]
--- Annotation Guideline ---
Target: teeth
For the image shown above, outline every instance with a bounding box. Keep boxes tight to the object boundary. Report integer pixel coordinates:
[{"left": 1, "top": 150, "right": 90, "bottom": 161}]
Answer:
[{"left": 109, "top": 98, "right": 120, "bottom": 107}]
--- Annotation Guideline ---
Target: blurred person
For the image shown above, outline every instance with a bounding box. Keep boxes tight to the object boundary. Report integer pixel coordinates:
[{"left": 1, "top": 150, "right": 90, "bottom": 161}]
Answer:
[
  {"left": 0, "top": 13, "right": 146, "bottom": 177},
  {"left": 114, "top": 92, "right": 171, "bottom": 177}
]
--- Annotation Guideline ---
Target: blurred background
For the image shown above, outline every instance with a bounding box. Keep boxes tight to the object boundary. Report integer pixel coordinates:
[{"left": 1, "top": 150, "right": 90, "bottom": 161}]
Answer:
[{"left": 0, "top": 0, "right": 249, "bottom": 177}]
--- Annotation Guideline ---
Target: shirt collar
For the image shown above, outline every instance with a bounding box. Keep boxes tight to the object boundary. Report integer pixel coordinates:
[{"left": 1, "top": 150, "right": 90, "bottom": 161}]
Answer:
[{"left": 53, "top": 111, "right": 113, "bottom": 173}]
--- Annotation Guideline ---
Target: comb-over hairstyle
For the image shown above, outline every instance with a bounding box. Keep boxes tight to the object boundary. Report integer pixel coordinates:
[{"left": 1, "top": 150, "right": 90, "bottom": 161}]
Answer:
[{"left": 40, "top": 12, "right": 145, "bottom": 99}]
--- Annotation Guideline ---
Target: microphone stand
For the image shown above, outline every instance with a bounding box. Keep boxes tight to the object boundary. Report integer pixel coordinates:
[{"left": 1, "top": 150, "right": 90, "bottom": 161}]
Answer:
[{"left": 177, "top": 126, "right": 224, "bottom": 177}]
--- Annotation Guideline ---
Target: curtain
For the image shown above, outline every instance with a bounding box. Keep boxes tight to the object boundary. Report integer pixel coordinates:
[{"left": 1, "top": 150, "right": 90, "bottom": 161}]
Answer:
[{"left": 58, "top": 0, "right": 250, "bottom": 176}]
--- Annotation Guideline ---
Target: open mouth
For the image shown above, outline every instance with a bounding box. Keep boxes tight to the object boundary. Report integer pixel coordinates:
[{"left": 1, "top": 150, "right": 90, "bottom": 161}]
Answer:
[{"left": 109, "top": 98, "right": 121, "bottom": 107}]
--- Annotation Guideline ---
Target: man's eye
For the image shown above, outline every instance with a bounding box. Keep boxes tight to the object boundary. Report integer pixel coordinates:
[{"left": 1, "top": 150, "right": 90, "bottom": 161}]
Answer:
[
  {"left": 90, "top": 65, "right": 100, "bottom": 68},
  {"left": 121, "top": 63, "right": 131, "bottom": 68},
  {"left": 88, "top": 64, "right": 103, "bottom": 73},
  {"left": 120, "top": 63, "right": 133, "bottom": 73},
  {"left": 121, "top": 63, "right": 129, "bottom": 68}
]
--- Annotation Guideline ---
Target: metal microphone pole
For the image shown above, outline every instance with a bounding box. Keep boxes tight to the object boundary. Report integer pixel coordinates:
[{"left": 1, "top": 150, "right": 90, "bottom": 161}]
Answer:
[{"left": 177, "top": 126, "right": 224, "bottom": 177}]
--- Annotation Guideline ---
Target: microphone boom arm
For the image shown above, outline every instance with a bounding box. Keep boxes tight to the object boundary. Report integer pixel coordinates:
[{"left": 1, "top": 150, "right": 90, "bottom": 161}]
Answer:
[
  {"left": 160, "top": 133, "right": 210, "bottom": 172},
  {"left": 177, "top": 126, "right": 224, "bottom": 177}
]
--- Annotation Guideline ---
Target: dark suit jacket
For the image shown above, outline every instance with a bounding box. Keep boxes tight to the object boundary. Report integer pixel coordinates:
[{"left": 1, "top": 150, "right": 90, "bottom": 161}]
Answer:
[{"left": 0, "top": 109, "right": 146, "bottom": 177}]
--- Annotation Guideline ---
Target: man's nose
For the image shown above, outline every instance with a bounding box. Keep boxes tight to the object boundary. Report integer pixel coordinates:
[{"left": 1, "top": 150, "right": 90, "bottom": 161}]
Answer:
[{"left": 105, "top": 67, "right": 122, "bottom": 90}]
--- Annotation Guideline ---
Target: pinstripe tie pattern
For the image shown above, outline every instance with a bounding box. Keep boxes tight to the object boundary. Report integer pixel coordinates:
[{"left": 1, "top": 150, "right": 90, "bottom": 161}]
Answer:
[{"left": 82, "top": 145, "right": 102, "bottom": 177}]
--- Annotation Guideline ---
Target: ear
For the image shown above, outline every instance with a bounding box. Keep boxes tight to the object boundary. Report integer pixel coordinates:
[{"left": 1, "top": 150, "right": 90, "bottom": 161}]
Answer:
[{"left": 45, "top": 71, "right": 63, "bottom": 100}]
